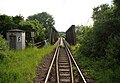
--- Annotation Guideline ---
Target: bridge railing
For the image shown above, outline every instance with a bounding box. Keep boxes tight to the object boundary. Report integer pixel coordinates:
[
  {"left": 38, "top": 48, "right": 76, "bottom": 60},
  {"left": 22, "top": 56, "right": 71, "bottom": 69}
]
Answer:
[{"left": 66, "top": 25, "right": 76, "bottom": 45}]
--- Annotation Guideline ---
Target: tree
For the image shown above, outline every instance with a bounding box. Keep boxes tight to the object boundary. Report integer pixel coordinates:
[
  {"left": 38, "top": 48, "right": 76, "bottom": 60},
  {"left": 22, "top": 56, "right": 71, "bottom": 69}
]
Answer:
[
  {"left": 0, "top": 15, "right": 24, "bottom": 38},
  {"left": 78, "top": 3, "right": 120, "bottom": 58},
  {"left": 75, "top": 25, "right": 92, "bottom": 44},
  {"left": 27, "top": 12, "right": 55, "bottom": 39},
  {"left": 0, "top": 15, "right": 15, "bottom": 38},
  {"left": 27, "top": 12, "right": 55, "bottom": 29},
  {"left": 113, "top": 0, "right": 120, "bottom": 8},
  {"left": 91, "top": 4, "right": 119, "bottom": 57},
  {"left": 13, "top": 15, "right": 24, "bottom": 24},
  {"left": 19, "top": 20, "right": 45, "bottom": 43}
]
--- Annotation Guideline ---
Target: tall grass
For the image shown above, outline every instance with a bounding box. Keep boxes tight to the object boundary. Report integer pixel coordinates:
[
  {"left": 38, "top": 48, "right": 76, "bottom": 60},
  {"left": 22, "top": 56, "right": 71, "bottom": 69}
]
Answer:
[{"left": 0, "top": 46, "right": 55, "bottom": 83}]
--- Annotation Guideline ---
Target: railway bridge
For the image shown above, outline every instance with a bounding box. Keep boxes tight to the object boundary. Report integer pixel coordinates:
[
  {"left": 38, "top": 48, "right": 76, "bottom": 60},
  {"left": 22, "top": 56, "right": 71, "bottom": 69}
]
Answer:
[
  {"left": 34, "top": 25, "right": 88, "bottom": 83},
  {"left": 48, "top": 25, "right": 76, "bottom": 45}
]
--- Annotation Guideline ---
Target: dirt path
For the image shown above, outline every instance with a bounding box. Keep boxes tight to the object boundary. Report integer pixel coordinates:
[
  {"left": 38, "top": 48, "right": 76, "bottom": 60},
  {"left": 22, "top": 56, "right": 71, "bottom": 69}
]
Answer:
[{"left": 34, "top": 51, "right": 54, "bottom": 83}]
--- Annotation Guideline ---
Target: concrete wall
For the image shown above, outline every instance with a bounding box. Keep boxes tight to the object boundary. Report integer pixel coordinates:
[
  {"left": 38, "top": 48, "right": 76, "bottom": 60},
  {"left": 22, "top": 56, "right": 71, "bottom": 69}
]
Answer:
[{"left": 7, "top": 31, "right": 25, "bottom": 50}]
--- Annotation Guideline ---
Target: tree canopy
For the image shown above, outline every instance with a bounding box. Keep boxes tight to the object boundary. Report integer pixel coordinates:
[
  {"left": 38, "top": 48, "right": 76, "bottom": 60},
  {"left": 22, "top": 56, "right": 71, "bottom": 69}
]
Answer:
[
  {"left": 76, "top": 2, "right": 120, "bottom": 58},
  {"left": 27, "top": 12, "right": 55, "bottom": 29},
  {"left": 75, "top": 1, "right": 120, "bottom": 82}
]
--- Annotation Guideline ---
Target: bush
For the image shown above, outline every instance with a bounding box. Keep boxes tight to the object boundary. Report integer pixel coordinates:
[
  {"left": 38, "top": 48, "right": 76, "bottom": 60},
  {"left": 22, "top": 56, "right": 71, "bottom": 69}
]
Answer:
[
  {"left": 0, "top": 34, "right": 9, "bottom": 50},
  {"left": 106, "top": 34, "right": 120, "bottom": 64}
]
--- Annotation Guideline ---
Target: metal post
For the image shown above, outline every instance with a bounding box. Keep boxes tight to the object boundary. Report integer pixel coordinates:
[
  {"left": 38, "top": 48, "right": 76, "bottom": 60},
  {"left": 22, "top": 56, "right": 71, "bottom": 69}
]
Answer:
[
  {"left": 31, "top": 31, "right": 35, "bottom": 47},
  {"left": 32, "top": 37, "right": 34, "bottom": 47}
]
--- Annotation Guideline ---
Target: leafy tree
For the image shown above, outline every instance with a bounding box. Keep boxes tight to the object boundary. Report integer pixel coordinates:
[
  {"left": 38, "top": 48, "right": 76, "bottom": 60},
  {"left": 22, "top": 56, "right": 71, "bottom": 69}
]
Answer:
[
  {"left": 27, "top": 12, "right": 55, "bottom": 39},
  {"left": 75, "top": 25, "right": 92, "bottom": 44},
  {"left": 0, "top": 14, "right": 46, "bottom": 46},
  {"left": 106, "top": 34, "right": 120, "bottom": 62},
  {"left": 19, "top": 20, "right": 45, "bottom": 44},
  {"left": 77, "top": 2, "right": 120, "bottom": 58},
  {"left": 13, "top": 15, "right": 24, "bottom": 24},
  {"left": 75, "top": 1, "right": 120, "bottom": 82},
  {"left": 0, "top": 15, "right": 15, "bottom": 38},
  {"left": 91, "top": 4, "right": 120, "bottom": 57},
  {"left": 76, "top": 25, "right": 95, "bottom": 57},
  {"left": 27, "top": 12, "right": 55, "bottom": 29},
  {"left": 0, "top": 15, "right": 24, "bottom": 38},
  {"left": 113, "top": 0, "right": 120, "bottom": 8}
]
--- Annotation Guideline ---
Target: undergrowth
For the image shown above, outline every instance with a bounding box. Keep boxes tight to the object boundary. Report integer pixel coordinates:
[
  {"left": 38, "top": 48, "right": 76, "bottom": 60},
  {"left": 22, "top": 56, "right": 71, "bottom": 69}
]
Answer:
[
  {"left": 0, "top": 46, "right": 55, "bottom": 83},
  {"left": 71, "top": 45, "right": 120, "bottom": 83}
]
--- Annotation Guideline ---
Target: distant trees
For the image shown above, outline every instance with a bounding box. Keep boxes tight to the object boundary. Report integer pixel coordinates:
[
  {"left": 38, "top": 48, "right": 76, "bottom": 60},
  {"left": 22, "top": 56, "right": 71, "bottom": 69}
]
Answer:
[
  {"left": 27, "top": 12, "right": 55, "bottom": 29},
  {"left": 27, "top": 12, "right": 55, "bottom": 39},
  {"left": 59, "top": 32, "right": 65, "bottom": 38}
]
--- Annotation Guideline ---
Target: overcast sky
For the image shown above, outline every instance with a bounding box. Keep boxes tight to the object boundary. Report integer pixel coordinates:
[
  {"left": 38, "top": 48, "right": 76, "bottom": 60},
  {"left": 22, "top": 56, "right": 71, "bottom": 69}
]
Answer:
[{"left": 0, "top": 0, "right": 112, "bottom": 32}]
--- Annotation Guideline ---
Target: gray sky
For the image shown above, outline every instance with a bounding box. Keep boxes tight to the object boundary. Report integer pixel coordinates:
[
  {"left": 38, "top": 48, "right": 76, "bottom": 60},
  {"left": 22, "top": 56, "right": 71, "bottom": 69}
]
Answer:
[{"left": 0, "top": 0, "right": 112, "bottom": 32}]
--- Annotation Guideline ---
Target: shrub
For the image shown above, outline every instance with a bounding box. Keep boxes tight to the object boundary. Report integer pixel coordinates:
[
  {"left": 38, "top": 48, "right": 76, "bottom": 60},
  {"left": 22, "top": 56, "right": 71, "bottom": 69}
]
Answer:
[{"left": 0, "top": 34, "right": 9, "bottom": 50}]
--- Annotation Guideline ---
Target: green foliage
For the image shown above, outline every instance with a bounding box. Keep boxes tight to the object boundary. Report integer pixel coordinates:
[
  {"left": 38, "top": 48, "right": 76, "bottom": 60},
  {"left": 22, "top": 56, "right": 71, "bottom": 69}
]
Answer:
[
  {"left": 106, "top": 34, "right": 120, "bottom": 62},
  {"left": 19, "top": 20, "right": 45, "bottom": 43},
  {"left": 0, "top": 34, "right": 9, "bottom": 50},
  {"left": 0, "top": 46, "right": 55, "bottom": 83},
  {"left": 75, "top": 1, "right": 120, "bottom": 82},
  {"left": 74, "top": 52, "right": 120, "bottom": 83},
  {"left": 27, "top": 12, "right": 55, "bottom": 39},
  {"left": 0, "top": 15, "right": 15, "bottom": 38},
  {"left": 59, "top": 32, "right": 65, "bottom": 38},
  {"left": 113, "top": 0, "right": 120, "bottom": 8},
  {"left": 75, "top": 25, "right": 92, "bottom": 44},
  {"left": 91, "top": 4, "right": 120, "bottom": 58},
  {"left": 77, "top": 3, "right": 120, "bottom": 58},
  {"left": 27, "top": 12, "right": 55, "bottom": 29},
  {"left": 0, "top": 14, "right": 46, "bottom": 46},
  {"left": 13, "top": 15, "right": 24, "bottom": 24}
]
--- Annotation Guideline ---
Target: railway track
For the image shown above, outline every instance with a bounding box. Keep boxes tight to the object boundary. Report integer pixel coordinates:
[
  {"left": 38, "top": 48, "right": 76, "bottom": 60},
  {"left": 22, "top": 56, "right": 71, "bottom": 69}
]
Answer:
[{"left": 44, "top": 38, "right": 87, "bottom": 83}]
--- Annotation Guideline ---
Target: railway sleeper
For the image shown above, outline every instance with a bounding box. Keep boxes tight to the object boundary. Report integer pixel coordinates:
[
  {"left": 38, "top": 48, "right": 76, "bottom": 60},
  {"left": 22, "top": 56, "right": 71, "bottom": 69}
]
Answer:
[{"left": 60, "top": 78, "right": 71, "bottom": 83}]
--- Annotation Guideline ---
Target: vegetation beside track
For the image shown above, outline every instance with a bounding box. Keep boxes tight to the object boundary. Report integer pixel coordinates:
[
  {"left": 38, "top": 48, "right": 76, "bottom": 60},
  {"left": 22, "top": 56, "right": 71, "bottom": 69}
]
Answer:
[
  {"left": 71, "top": 45, "right": 120, "bottom": 83},
  {"left": 72, "top": 0, "right": 120, "bottom": 82},
  {"left": 0, "top": 46, "right": 55, "bottom": 83}
]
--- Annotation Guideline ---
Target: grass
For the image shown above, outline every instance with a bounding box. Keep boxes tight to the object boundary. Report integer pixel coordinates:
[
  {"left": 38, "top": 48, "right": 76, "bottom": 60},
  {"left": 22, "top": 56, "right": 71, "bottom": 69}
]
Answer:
[
  {"left": 71, "top": 45, "right": 120, "bottom": 83},
  {"left": 0, "top": 46, "right": 55, "bottom": 83}
]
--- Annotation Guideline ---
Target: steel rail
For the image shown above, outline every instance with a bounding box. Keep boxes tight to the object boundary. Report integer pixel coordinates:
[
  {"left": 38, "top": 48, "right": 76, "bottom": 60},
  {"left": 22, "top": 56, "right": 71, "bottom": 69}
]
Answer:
[
  {"left": 65, "top": 46, "right": 74, "bottom": 83},
  {"left": 56, "top": 47, "right": 60, "bottom": 83},
  {"left": 44, "top": 38, "right": 87, "bottom": 83},
  {"left": 56, "top": 38, "right": 74, "bottom": 83},
  {"left": 63, "top": 39, "right": 87, "bottom": 83},
  {"left": 44, "top": 45, "right": 59, "bottom": 83}
]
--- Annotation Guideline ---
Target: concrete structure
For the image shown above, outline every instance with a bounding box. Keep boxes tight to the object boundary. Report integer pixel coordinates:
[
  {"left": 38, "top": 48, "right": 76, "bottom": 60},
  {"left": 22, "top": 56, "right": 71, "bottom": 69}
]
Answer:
[{"left": 7, "top": 29, "right": 25, "bottom": 50}]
